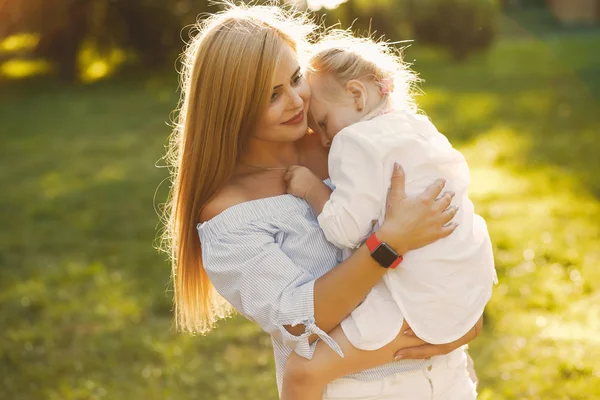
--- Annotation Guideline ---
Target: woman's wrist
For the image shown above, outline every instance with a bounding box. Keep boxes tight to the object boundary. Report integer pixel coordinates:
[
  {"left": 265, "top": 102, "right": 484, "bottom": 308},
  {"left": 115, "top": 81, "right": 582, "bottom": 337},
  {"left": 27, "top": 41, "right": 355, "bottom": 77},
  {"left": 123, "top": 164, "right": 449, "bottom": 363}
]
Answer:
[{"left": 375, "top": 225, "right": 410, "bottom": 256}]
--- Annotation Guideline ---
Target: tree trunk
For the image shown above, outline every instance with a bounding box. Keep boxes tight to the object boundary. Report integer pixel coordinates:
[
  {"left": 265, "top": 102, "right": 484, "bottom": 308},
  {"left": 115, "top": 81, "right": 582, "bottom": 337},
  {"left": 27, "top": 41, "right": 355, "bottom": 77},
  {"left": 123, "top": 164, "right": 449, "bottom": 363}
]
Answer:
[{"left": 37, "top": 0, "right": 90, "bottom": 82}]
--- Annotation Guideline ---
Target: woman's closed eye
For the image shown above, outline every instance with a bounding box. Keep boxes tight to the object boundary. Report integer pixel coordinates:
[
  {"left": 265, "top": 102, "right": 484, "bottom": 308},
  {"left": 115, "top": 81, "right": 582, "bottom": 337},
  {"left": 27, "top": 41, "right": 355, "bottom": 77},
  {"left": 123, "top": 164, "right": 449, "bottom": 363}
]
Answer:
[{"left": 292, "top": 73, "right": 303, "bottom": 86}]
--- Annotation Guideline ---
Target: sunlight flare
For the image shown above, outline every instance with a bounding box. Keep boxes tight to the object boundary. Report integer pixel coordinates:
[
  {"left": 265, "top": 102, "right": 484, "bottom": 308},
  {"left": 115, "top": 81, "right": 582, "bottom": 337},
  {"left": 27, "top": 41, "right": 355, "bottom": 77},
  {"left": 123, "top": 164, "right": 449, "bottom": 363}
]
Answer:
[
  {"left": 0, "top": 59, "right": 51, "bottom": 79},
  {"left": 0, "top": 33, "right": 40, "bottom": 53}
]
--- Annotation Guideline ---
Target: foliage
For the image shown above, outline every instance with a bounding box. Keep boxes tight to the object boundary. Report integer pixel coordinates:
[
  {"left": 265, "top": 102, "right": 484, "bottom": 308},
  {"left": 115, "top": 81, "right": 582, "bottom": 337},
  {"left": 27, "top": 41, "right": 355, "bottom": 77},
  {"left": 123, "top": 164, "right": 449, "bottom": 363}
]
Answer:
[
  {"left": 501, "top": 0, "right": 549, "bottom": 9},
  {"left": 2, "top": 0, "right": 84, "bottom": 79},
  {"left": 410, "top": 0, "right": 500, "bottom": 60},
  {"left": 1, "top": 0, "right": 502, "bottom": 82},
  {"left": 317, "top": 0, "right": 410, "bottom": 39},
  {"left": 1, "top": 32, "right": 600, "bottom": 399},
  {"left": 1, "top": 0, "right": 216, "bottom": 81},
  {"left": 308, "top": 0, "right": 500, "bottom": 61}
]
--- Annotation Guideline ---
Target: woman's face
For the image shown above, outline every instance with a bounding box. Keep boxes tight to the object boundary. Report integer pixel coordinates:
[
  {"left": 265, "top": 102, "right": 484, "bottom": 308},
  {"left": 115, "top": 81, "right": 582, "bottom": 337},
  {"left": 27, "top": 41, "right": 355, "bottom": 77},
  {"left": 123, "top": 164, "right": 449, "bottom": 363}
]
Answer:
[{"left": 253, "top": 45, "right": 311, "bottom": 143}]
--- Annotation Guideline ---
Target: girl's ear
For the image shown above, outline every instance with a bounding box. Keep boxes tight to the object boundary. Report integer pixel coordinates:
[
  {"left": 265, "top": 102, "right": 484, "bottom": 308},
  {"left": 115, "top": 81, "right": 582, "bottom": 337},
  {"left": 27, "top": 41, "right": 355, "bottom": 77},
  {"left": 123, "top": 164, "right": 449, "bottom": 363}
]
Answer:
[{"left": 346, "top": 79, "right": 367, "bottom": 112}]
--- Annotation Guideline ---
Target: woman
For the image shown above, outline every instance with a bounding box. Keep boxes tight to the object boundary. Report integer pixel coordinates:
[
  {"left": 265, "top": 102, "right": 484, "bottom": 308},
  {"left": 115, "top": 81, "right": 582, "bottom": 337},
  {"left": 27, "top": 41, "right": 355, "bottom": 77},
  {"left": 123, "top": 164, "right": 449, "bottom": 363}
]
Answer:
[{"left": 162, "top": 4, "right": 482, "bottom": 399}]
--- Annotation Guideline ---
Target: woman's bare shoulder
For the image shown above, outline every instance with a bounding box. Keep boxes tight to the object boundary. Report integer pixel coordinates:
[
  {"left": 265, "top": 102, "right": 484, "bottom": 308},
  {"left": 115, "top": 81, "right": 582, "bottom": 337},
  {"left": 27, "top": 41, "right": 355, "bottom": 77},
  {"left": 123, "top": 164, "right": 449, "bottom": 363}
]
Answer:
[
  {"left": 199, "top": 171, "right": 288, "bottom": 222},
  {"left": 199, "top": 183, "right": 249, "bottom": 223}
]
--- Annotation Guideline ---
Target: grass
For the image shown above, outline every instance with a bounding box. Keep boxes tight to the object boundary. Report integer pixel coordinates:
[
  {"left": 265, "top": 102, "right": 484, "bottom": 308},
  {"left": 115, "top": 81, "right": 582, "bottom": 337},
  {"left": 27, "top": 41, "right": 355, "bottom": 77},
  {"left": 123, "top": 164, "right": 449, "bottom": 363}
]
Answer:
[{"left": 1, "top": 32, "right": 600, "bottom": 399}]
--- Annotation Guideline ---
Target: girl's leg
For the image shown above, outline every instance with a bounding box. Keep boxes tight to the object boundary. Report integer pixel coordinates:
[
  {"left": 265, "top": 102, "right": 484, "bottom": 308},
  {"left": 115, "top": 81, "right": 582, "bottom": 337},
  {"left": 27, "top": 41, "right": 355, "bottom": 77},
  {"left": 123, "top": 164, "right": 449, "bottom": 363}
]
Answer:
[
  {"left": 351, "top": 348, "right": 474, "bottom": 400},
  {"left": 465, "top": 350, "right": 479, "bottom": 387},
  {"left": 428, "top": 348, "right": 477, "bottom": 400},
  {"left": 281, "top": 319, "right": 426, "bottom": 400}
]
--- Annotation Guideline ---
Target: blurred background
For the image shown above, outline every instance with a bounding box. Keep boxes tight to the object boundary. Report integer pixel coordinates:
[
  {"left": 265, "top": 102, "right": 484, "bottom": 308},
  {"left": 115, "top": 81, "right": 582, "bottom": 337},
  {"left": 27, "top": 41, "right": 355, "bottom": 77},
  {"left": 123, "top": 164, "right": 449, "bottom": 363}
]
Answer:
[{"left": 1, "top": 0, "right": 599, "bottom": 399}]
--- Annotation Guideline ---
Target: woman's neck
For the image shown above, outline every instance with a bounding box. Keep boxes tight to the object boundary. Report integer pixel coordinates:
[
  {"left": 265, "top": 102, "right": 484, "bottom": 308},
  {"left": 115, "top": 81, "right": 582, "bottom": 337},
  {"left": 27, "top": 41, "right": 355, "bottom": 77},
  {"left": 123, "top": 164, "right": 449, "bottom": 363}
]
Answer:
[{"left": 240, "top": 138, "right": 301, "bottom": 169}]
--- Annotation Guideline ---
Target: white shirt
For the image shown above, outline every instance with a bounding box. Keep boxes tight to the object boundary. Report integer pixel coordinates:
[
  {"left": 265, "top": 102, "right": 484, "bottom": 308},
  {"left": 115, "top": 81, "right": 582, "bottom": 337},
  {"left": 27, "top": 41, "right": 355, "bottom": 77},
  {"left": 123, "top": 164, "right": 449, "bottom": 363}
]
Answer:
[{"left": 318, "top": 110, "right": 497, "bottom": 347}]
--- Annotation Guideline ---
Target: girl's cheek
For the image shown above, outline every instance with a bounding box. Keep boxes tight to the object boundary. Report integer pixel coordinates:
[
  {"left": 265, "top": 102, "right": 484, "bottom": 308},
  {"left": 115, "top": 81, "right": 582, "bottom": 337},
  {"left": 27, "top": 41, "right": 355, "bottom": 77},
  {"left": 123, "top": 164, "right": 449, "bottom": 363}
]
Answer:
[{"left": 328, "top": 117, "right": 339, "bottom": 137}]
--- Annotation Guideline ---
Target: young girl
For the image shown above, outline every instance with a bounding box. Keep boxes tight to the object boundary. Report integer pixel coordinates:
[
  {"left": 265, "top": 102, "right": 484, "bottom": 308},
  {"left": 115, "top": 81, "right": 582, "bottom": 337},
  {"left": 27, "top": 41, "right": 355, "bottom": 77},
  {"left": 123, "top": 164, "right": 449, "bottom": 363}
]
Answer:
[{"left": 282, "top": 33, "right": 497, "bottom": 399}]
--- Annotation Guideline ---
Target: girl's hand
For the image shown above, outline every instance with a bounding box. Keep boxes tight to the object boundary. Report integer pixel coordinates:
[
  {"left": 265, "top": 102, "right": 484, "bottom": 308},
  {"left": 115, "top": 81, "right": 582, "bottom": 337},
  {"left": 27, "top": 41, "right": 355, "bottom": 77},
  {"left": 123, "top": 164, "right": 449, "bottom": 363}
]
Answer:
[
  {"left": 377, "top": 163, "right": 458, "bottom": 255},
  {"left": 394, "top": 315, "right": 484, "bottom": 360},
  {"left": 284, "top": 166, "right": 323, "bottom": 199}
]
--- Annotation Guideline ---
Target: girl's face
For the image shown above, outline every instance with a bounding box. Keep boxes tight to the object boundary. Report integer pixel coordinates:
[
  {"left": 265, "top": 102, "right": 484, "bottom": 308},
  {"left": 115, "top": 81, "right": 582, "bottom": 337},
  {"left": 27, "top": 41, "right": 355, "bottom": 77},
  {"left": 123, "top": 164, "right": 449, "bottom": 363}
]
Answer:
[
  {"left": 253, "top": 45, "right": 311, "bottom": 143},
  {"left": 307, "top": 73, "right": 364, "bottom": 147}
]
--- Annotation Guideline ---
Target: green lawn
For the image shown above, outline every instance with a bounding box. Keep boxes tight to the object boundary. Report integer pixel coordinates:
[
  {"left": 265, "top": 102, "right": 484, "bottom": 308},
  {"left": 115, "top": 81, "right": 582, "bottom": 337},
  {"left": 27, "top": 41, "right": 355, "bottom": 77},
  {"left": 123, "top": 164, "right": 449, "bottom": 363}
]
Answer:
[{"left": 1, "top": 32, "right": 599, "bottom": 400}]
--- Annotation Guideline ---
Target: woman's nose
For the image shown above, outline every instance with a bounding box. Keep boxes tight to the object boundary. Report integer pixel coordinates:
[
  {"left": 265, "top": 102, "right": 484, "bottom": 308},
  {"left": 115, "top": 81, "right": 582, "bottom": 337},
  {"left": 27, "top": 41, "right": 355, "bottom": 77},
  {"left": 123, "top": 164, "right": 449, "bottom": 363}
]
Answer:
[{"left": 290, "top": 88, "right": 304, "bottom": 109}]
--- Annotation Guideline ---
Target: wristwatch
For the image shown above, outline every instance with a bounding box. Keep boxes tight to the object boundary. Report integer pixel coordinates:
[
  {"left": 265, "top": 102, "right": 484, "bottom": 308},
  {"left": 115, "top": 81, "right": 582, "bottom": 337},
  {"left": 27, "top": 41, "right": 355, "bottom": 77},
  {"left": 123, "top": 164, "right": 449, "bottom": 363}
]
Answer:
[{"left": 366, "top": 233, "right": 403, "bottom": 269}]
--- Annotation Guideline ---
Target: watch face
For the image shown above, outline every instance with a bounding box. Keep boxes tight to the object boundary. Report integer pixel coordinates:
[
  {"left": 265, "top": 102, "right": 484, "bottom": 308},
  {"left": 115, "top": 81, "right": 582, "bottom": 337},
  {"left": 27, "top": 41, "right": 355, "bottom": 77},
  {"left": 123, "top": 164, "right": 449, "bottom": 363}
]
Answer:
[{"left": 372, "top": 243, "right": 399, "bottom": 268}]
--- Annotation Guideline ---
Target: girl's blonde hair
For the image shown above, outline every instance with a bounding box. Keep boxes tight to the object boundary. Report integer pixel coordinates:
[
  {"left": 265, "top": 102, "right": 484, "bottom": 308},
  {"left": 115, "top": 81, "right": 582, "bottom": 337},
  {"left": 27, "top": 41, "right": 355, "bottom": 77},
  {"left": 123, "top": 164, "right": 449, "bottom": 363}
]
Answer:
[
  {"left": 307, "top": 30, "right": 419, "bottom": 112},
  {"left": 161, "top": 3, "right": 314, "bottom": 334}
]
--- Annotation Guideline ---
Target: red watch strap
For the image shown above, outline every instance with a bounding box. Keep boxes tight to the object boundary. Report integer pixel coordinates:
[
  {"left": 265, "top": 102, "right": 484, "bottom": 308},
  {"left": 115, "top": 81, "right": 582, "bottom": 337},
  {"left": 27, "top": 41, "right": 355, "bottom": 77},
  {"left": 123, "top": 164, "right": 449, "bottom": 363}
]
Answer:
[
  {"left": 366, "top": 233, "right": 403, "bottom": 269},
  {"left": 389, "top": 254, "right": 403, "bottom": 269},
  {"left": 365, "top": 233, "right": 380, "bottom": 252}
]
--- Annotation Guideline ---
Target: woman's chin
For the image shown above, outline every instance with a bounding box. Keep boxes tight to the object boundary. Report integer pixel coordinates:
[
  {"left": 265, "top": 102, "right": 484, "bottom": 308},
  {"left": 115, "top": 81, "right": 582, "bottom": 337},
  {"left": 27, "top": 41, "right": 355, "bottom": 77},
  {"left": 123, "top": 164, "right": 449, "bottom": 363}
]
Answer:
[
  {"left": 258, "top": 121, "right": 309, "bottom": 143},
  {"left": 278, "top": 122, "right": 309, "bottom": 142},
  {"left": 292, "top": 121, "right": 310, "bottom": 140},
  {"left": 293, "top": 129, "right": 310, "bottom": 142}
]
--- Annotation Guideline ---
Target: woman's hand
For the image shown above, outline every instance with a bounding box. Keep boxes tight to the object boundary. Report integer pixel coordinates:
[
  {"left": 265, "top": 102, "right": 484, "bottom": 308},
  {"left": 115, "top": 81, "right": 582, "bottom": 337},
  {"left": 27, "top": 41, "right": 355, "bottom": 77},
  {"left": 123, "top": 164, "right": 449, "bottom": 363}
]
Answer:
[
  {"left": 394, "top": 315, "right": 484, "bottom": 360},
  {"left": 377, "top": 163, "right": 458, "bottom": 255}
]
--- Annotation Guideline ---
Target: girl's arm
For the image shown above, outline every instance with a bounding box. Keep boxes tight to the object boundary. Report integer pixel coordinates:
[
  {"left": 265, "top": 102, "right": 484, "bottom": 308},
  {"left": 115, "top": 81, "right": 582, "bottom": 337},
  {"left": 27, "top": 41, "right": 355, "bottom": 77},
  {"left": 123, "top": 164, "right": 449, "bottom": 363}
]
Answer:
[
  {"left": 284, "top": 166, "right": 332, "bottom": 216},
  {"left": 305, "top": 181, "right": 333, "bottom": 216},
  {"left": 314, "top": 131, "right": 387, "bottom": 250}
]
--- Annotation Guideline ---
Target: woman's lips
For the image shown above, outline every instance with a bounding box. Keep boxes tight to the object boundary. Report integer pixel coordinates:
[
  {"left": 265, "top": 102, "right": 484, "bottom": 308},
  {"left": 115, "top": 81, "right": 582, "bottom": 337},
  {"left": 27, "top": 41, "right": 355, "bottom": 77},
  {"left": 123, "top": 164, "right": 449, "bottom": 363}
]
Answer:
[{"left": 282, "top": 110, "right": 304, "bottom": 125}]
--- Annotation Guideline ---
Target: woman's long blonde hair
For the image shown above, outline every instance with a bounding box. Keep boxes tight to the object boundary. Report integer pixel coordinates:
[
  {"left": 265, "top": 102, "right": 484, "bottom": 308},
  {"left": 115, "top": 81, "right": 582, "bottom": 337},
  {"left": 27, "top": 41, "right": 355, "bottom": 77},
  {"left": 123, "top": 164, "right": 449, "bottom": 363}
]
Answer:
[{"left": 161, "top": 3, "right": 314, "bottom": 334}]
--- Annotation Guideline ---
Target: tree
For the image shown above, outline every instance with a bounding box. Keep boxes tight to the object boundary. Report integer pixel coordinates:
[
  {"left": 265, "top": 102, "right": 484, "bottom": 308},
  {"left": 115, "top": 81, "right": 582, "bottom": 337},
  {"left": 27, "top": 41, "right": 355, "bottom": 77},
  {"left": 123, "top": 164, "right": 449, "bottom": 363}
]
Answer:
[
  {"left": 2, "top": 0, "right": 216, "bottom": 81},
  {"left": 411, "top": 0, "right": 499, "bottom": 61},
  {"left": 310, "top": 0, "right": 500, "bottom": 61}
]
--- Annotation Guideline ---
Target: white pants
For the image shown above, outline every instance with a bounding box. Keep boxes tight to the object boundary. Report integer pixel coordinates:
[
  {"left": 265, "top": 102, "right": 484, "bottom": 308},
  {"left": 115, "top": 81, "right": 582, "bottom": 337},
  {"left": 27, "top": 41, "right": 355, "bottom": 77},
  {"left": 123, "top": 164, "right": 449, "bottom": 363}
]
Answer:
[{"left": 322, "top": 348, "right": 477, "bottom": 400}]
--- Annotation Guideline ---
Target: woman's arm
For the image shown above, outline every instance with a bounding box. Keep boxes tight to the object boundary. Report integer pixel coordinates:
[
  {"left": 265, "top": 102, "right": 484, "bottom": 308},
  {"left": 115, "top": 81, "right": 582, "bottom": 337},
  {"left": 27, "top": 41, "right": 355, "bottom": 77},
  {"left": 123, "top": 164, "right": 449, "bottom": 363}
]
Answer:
[
  {"left": 285, "top": 164, "right": 458, "bottom": 340},
  {"left": 202, "top": 164, "right": 457, "bottom": 359},
  {"left": 281, "top": 316, "right": 484, "bottom": 400},
  {"left": 395, "top": 315, "right": 484, "bottom": 360}
]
